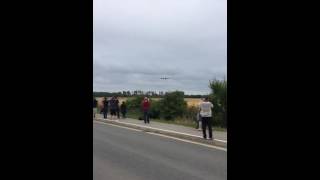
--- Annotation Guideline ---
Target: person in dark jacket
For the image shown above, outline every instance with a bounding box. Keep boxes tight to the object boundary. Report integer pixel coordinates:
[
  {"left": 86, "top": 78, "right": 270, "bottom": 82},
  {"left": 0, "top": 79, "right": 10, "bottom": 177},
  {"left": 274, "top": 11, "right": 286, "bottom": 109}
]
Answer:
[
  {"left": 120, "top": 101, "right": 127, "bottom": 119},
  {"left": 102, "top": 97, "right": 109, "bottom": 119},
  {"left": 115, "top": 97, "right": 120, "bottom": 119},
  {"left": 109, "top": 97, "right": 118, "bottom": 120}
]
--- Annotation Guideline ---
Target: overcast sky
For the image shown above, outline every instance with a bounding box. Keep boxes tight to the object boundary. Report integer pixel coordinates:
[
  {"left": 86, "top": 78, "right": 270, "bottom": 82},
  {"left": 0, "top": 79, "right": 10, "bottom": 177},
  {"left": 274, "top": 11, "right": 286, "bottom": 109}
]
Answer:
[{"left": 93, "top": 0, "right": 226, "bottom": 95}]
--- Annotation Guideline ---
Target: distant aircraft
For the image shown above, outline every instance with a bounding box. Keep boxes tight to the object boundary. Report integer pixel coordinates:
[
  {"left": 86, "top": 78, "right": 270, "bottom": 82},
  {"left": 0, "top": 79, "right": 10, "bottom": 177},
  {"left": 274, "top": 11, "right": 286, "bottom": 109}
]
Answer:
[{"left": 160, "top": 77, "right": 170, "bottom": 80}]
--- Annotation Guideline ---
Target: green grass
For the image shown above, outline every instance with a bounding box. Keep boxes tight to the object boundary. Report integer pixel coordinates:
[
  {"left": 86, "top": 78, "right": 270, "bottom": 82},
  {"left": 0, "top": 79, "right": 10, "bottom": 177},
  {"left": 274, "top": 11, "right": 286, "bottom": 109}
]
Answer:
[
  {"left": 153, "top": 118, "right": 196, "bottom": 128},
  {"left": 126, "top": 111, "right": 141, "bottom": 119},
  {"left": 126, "top": 111, "right": 227, "bottom": 132},
  {"left": 212, "top": 127, "right": 227, "bottom": 132}
]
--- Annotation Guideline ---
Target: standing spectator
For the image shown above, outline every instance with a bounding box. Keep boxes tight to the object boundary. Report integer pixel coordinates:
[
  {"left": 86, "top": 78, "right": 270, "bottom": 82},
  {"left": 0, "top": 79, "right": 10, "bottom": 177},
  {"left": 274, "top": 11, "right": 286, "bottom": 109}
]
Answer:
[
  {"left": 199, "top": 97, "right": 214, "bottom": 140},
  {"left": 109, "top": 97, "right": 117, "bottom": 120},
  {"left": 102, "top": 97, "right": 109, "bottom": 119},
  {"left": 195, "top": 112, "right": 202, "bottom": 131},
  {"left": 115, "top": 97, "right": 120, "bottom": 119},
  {"left": 93, "top": 98, "right": 98, "bottom": 118},
  {"left": 141, "top": 97, "right": 150, "bottom": 124},
  {"left": 98, "top": 99, "right": 104, "bottom": 114},
  {"left": 120, "top": 101, "right": 127, "bottom": 119}
]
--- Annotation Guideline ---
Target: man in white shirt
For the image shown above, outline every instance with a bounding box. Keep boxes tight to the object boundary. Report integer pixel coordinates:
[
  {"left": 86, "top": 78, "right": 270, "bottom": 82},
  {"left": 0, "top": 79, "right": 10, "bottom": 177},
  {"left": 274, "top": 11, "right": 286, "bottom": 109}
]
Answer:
[{"left": 199, "top": 97, "right": 214, "bottom": 140}]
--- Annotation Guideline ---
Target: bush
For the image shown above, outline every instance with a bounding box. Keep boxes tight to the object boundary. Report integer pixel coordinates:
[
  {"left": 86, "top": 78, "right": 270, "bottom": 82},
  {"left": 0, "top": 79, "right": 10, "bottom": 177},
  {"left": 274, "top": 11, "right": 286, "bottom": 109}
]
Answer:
[
  {"left": 126, "top": 96, "right": 144, "bottom": 110},
  {"left": 159, "top": 91, "right": 187, "bottom": 120},
  {"left": 184, "top": 105, "right": 198, "bottom": 122},
  {"left": 126, "top": 96, "right": 144, "bottom": 119},
  {"left": 209, "top": 79, "right": 227, "bottom": 128},
  {"left": 149, "top": 100, "right": 161, "bottom": 119}
]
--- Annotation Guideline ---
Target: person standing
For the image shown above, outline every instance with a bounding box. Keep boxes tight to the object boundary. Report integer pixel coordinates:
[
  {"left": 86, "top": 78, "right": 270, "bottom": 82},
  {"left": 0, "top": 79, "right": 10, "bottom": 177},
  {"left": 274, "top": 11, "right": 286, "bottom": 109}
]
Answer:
[
  {"left": 120, "top": 101, "right": 127, "bottom": 119},
  {"left": 98, "top": 99, "right": 104, "bottom": 114},
  {"left": 115, "top": 97, "right": 120, "bottom": 119},
  {"left": 141, "top": 97, "right": 150, "bottom": 124},
  {"left": 109, "top": 97, "right": 117, "bottom": 120},
  {"left": 196, "top": 112, "right": 202, "bottom": 131},
  {"left": 199, "top": 97, "right": 214, "bottom": 140},
  {"left": 93, "top": 98, "right": 98, "bottom": 118},
  {"left": 102, "top": 97, "right": 109, "bottom": 119}
]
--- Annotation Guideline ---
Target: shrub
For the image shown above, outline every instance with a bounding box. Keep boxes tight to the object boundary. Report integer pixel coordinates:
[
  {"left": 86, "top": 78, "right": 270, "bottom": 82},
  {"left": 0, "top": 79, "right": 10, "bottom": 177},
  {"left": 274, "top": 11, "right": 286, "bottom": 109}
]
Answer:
[{"left": 159, "top": 91, "right": 187, "bottom": 120}]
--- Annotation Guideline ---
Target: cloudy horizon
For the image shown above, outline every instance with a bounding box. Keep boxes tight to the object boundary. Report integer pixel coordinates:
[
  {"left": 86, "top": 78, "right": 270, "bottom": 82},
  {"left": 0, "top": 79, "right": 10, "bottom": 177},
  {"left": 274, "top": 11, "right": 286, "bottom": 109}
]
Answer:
[{"left": 93, "top": 0, "right": 227, "bottom": 95}]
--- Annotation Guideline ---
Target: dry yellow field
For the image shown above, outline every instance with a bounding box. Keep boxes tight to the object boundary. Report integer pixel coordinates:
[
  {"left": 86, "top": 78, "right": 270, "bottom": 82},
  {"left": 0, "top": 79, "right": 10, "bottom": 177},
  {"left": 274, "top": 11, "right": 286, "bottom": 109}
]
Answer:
[{"left": 184, "top": 98, "right": 202, "bottom": 107}]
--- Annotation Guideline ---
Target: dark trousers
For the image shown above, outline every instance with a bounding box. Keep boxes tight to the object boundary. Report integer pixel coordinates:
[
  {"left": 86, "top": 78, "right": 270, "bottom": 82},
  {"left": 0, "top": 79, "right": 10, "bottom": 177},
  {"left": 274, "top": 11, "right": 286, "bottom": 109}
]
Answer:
[
  {"left": 103, "top": 109, "right": 108, "bottom": 119},
  {"left": 143, "top": 110, "right": 149, "bottom": 123},
  {"left": 201, "top": 117, "right": 213, "bottom": 139},
  {"left": 116, "top": 109, "right": 120, "bottom": 118},
  {"left": 195, "top": 119, "right": 201, "bottom": 129},
  {"left": 121, "top": 112, "right": 126, "bottom": 118}
]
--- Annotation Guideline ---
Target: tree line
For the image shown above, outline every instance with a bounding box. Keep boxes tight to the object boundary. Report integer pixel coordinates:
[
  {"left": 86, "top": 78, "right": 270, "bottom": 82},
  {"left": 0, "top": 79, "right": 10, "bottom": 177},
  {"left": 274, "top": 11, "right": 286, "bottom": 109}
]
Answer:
[{"left": 93, "top": 91, "right": 205, "bottom": 98}]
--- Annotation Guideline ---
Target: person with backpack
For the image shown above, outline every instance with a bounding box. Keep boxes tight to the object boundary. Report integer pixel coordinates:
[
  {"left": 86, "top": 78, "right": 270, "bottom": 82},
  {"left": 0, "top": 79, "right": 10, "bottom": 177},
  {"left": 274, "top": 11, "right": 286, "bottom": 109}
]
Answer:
[
  {"left": 199, "top": 97, "right": 214, "bottom": 140},
  {"left": 120, "top": 101, "right": 127, "bottom": 119},
  {"left": 102, "top": 97, "right": 109, "bottom": 119},
  {"left": 141, "top": 97, "right": 150, "bottom": 124}
]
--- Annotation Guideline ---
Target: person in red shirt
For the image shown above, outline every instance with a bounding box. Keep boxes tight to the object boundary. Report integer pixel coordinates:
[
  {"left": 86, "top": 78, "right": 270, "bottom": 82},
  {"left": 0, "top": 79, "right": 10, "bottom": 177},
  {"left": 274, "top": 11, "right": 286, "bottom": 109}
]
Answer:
[{"left": 141, "top": 97, "right": 151, "bottom": 124}]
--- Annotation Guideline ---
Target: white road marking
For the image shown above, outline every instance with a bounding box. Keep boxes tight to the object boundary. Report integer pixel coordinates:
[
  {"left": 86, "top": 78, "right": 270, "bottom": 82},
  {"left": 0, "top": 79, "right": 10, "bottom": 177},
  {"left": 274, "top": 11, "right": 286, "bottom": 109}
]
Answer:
[
  {"left": 145, "top": 132, "right": 227, "bottom": 152},
  {"left": 94, "top": 120, "right": 142, "bottom": 132},
  {"left": 94, "top": 120, "right": 227, "bottom": 152},
  {"left": 109, "top": 120, "right": 227, "bottom": 143}
]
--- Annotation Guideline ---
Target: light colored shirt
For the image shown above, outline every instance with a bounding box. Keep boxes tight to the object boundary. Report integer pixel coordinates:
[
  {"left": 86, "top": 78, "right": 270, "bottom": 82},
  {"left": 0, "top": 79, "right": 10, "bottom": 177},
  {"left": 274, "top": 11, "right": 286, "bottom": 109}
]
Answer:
[{"left": 199, "top": 101, "right": 214, "bottom": 117}]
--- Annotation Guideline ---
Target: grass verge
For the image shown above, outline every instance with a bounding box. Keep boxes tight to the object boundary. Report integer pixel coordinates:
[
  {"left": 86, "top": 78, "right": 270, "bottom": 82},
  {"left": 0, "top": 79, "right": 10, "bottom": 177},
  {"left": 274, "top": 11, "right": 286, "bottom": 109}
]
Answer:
[{"left": 126, "top": 111, "right": 226, "bottom": 132}]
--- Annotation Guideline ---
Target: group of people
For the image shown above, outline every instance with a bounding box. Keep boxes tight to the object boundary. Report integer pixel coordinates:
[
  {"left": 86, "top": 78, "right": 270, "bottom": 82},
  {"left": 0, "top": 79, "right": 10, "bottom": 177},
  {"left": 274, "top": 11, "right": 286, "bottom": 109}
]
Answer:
[
  {"left": 93, "top": 96, "right": 214, "bottom": 140},
  {"left": 93, "top": 96, "right": 127, "bottom": 120},
  {"left": 93, "top": 96, "right": 151, "bottom": 124}
]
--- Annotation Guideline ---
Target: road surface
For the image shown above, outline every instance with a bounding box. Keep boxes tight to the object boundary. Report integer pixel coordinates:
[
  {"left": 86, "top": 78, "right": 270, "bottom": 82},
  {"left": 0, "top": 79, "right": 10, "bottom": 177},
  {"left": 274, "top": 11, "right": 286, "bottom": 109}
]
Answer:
[{"left": 93, "top": 122, "right": 227, "bottom": 180}]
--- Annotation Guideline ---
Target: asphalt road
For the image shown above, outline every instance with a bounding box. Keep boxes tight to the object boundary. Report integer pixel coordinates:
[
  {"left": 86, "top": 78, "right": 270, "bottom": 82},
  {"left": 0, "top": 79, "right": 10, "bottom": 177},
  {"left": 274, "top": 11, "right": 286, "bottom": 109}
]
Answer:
[{"left": 93, "top": 122, "right": 227, "bottom": 180}]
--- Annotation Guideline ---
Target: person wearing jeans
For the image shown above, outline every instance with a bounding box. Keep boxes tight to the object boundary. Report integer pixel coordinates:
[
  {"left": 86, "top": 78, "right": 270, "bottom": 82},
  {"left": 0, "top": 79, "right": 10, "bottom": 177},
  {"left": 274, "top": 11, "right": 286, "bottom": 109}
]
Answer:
[
  {"left": 141, "top": 97, "right": 150, "bottom": 124},
  {"left": 199, "top": 97, "right": 214, "bottom": 140}
]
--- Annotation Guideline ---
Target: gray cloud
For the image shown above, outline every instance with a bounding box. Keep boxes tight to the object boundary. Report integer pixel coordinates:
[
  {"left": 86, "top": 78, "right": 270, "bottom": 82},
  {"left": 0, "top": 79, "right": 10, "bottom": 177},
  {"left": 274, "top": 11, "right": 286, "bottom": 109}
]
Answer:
[{"left": 94, "top": 0, "right": 226, "bottom": 94}]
